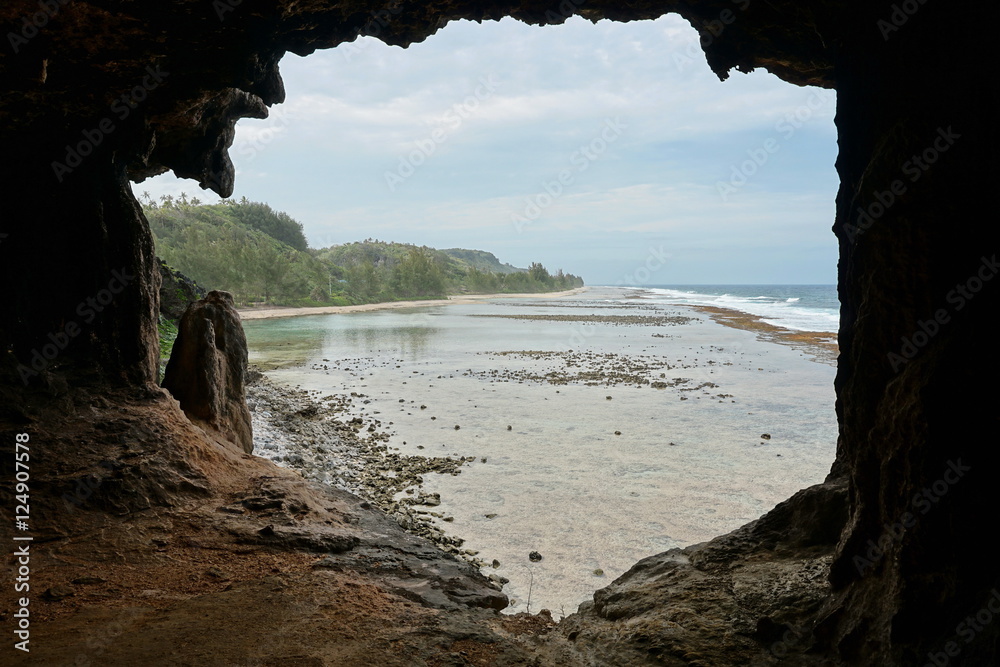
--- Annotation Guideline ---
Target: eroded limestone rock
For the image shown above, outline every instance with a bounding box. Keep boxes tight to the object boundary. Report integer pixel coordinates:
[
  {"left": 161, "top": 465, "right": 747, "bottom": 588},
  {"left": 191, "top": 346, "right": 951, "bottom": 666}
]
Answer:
[{"left": 163, "top": 290, "right": 253, "bottom": 452}]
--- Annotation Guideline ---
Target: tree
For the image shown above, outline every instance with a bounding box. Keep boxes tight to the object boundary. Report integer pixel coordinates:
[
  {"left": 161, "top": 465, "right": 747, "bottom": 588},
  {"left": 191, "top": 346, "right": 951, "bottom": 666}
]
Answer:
[
  {"left": 528, "top": 262, "right": 551, "bottom": 284},
  {"left": 226, "top": 199, "right": 308, "bottom": 251},
  {"left": 253, "top": 242, "right": 290, "bottom": 303},
  {"left": 390, "top": 248, "right": 447, "bottom": 298},
  {"left": 345, "top": 261, "right": 381, "bottom": 303}
]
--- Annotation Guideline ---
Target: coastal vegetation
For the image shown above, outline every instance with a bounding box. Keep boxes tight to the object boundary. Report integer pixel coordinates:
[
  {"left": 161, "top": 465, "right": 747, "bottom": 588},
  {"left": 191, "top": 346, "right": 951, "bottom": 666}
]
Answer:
[{"left": 141, "top": 194, "right": 583, "bottom": 307}]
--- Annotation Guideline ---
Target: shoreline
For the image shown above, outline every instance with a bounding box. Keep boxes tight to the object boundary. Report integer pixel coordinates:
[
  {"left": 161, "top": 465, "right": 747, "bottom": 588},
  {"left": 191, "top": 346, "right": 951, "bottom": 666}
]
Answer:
[
  {"left": 245, "top": 372, "right": 494, "bottom": 572},
  {"left": 244, "top": 285, "right": 838, "bottom": 615},
  {"left": 238, "top": 287, "right": 590, "bottom": 321},
  {"left": 683, "top": 304, "right": 839, "bottom": 365}
]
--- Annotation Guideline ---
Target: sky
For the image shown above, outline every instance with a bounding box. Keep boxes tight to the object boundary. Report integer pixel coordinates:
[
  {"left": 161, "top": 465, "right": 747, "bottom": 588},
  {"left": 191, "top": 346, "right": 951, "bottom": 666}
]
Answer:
[{"left": 136, "top": 14, "right": 839, "bottom": 286}]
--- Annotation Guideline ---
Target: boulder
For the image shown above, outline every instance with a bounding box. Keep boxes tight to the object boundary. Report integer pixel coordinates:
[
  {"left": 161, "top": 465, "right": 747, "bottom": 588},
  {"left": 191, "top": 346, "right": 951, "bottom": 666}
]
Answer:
[{"left": 163, "top": 291, "right": 253, "bottom": 453}]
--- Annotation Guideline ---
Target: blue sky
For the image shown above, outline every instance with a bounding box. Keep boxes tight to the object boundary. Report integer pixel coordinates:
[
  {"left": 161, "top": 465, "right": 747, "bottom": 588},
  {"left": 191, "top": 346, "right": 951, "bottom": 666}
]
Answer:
[{"left": 137, "top": 15, "right": 839, "bottom": 285}]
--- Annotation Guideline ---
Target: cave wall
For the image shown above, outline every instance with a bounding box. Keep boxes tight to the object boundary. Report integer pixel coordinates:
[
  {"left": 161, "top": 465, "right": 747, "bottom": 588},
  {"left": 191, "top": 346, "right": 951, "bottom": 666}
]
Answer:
[
  {"left": 1, "top": 0, "right": 997, "bottom": 663},
  {"left": 0, "top": 138, "right": 159, "bottom": 394},
  {"left": 823, "top": 2, "right": 1000, "bottom": 662}
]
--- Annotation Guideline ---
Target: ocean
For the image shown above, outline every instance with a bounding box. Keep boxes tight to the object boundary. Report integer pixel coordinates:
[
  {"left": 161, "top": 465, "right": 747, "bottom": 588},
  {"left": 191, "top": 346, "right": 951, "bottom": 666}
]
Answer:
[
  {"left": 243, "top": 285, "right": 839, "bottom": 617},
  {"left": 642, "top": 284, "right": 840, "bottom": 332}
]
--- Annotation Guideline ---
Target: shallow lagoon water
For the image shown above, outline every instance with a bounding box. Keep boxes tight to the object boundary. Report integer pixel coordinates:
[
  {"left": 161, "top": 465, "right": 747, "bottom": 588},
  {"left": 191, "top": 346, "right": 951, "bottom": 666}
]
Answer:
[{"left": 244, "top": 287, "right": 838, "bottom": 616}]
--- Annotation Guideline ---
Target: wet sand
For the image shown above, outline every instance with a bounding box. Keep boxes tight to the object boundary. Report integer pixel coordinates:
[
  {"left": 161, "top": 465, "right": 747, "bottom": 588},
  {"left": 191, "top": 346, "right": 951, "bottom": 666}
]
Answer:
[{"left": 238, "top": 287, "right": 590, "bottom": 321}]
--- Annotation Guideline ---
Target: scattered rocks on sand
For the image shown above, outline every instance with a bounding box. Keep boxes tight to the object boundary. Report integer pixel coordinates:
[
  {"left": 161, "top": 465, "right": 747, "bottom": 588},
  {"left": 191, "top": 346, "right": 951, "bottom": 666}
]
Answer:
[
  {"left": 469, "top": 350, "right": 728, "bottom": 396},
  {"left": 492, "top": 300, "right": 657, "bottom": 310},
  {"left": 471, "top": 313, "right": 695, "bottom": 327},
  {"left": 419, "top": 493, "right": 441, "bottom": 507},
  {"left": 246, "top": 371, "right": 484, "bottom": 566}
]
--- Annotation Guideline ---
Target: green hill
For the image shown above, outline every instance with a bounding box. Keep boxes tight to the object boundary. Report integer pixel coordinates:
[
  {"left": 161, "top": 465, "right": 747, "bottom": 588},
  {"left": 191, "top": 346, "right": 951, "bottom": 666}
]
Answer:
[
  {"left": 141, "top": 194, "right": 583, "bottom": 307},
  {"left": 441, "top": 248, "right": 523, "bottom": 275}
]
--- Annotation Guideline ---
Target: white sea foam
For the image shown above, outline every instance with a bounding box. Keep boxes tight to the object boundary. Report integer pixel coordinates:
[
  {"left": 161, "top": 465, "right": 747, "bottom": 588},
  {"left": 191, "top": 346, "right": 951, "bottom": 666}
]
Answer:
[{"left": 636, "top": 287, "right": 838, "bottom": 332}]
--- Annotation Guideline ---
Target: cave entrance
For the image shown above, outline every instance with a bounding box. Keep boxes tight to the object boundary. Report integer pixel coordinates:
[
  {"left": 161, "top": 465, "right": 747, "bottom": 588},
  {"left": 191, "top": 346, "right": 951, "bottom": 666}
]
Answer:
[{"left": 142, "top": 14, "right": 839, "bottom": 617}]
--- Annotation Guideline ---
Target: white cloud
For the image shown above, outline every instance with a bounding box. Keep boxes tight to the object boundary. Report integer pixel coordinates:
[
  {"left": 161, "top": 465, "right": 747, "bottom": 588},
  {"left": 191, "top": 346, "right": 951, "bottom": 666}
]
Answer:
[{"left": 136, "top": 13, "right": 839, "bottom": 284}]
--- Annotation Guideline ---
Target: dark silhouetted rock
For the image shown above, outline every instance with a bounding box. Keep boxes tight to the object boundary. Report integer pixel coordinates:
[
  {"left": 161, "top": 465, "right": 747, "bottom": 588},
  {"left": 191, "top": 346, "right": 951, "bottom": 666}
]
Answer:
[
  {"left": 158, "top": 258, "right": 206, "bottom": 323},
  {"left": 163, "top": 291, "right": 253, "bottom": 453}
]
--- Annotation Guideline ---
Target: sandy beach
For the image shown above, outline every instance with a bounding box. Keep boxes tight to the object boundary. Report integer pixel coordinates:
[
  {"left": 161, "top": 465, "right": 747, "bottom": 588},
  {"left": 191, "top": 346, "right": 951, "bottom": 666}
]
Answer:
[{"left": 237, "top": 287, "right": 590, "bottom": 320}]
